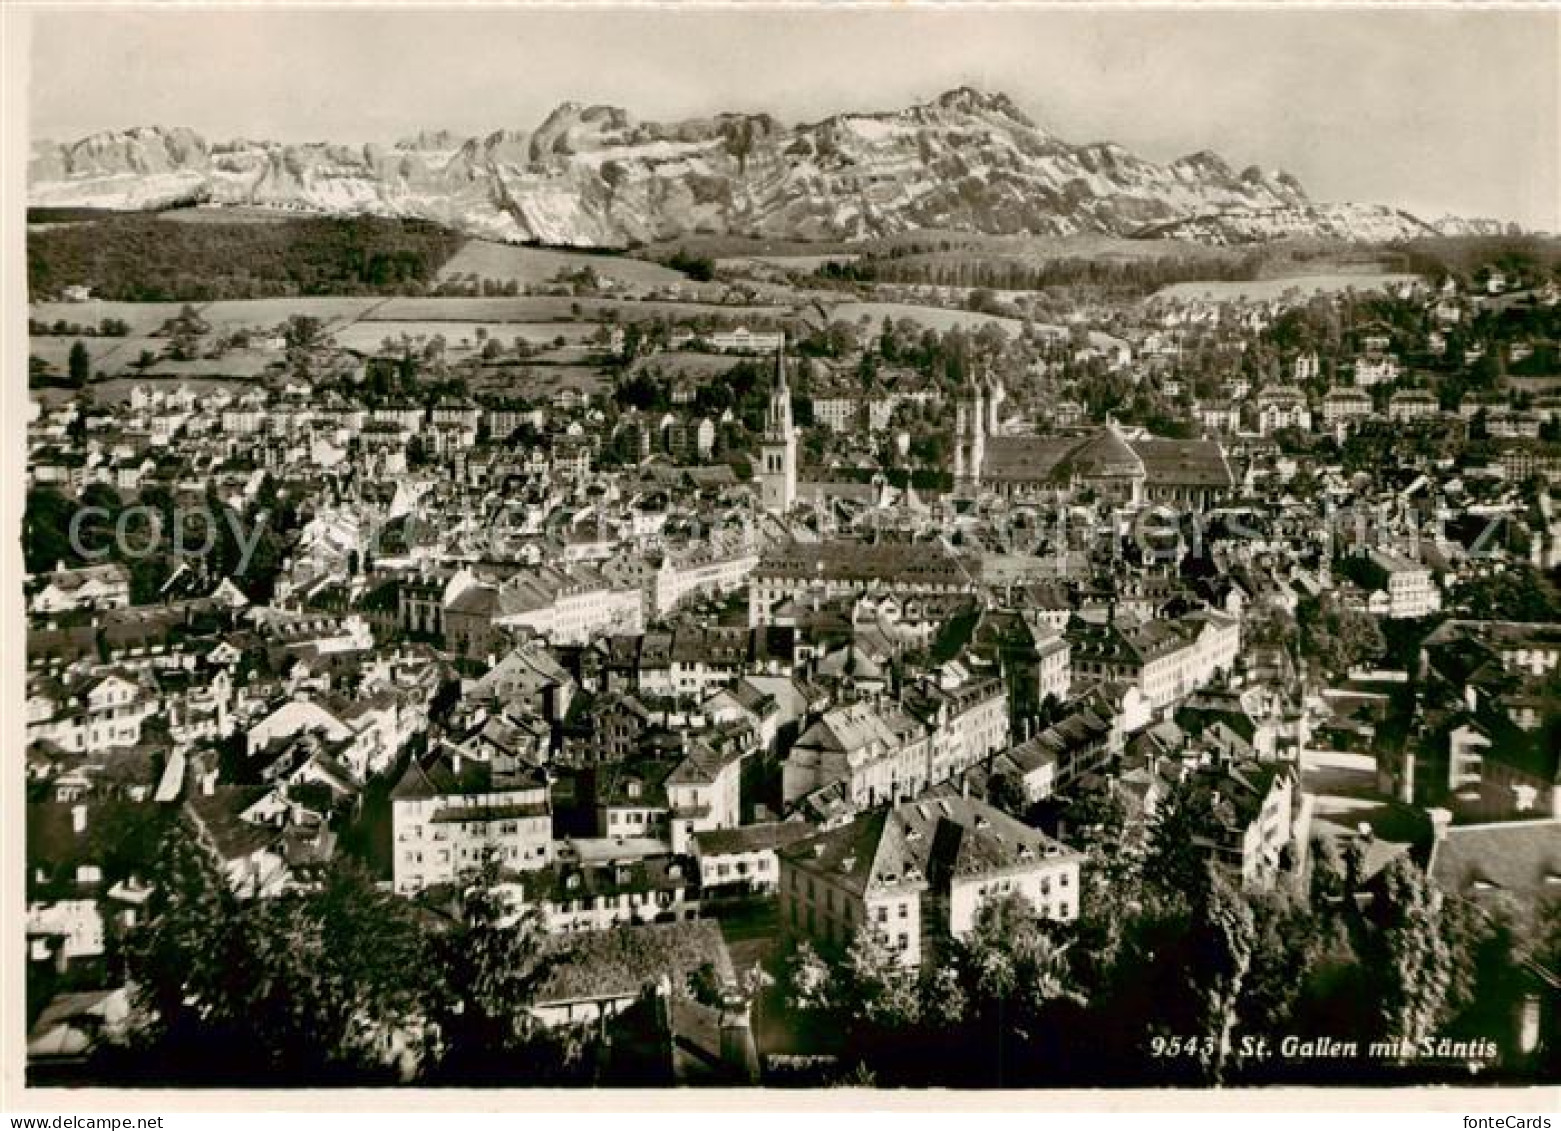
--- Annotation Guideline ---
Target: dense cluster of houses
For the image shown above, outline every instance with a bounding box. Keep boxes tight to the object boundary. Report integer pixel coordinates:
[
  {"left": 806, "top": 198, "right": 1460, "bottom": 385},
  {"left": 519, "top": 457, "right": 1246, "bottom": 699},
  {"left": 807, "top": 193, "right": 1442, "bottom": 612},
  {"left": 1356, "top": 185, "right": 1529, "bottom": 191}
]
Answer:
[{"left": 23, "top": 261, "right": 1561, "bottom": 1078}]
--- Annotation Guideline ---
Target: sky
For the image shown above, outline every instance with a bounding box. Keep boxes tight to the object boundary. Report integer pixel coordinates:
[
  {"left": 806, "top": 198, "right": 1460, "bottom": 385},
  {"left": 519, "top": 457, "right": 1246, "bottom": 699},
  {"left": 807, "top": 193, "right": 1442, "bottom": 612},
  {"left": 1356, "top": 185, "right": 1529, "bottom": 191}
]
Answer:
[{"left": 24, "top": 5, "right": 1561, "bottom": 231}]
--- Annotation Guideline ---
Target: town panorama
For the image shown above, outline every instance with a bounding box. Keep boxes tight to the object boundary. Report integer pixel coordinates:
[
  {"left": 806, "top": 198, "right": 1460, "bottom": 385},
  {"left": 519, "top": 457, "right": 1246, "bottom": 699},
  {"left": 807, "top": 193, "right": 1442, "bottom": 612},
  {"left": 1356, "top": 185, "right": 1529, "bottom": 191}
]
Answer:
[{"left": 19, "top": 72, "right": 1561, "bottom": 1091}]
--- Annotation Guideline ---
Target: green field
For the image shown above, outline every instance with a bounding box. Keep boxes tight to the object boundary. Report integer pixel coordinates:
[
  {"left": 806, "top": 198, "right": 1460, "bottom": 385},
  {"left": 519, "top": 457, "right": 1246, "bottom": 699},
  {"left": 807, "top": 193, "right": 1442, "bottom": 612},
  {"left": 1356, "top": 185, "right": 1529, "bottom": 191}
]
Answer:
[
  {"left": 716, "top": 254, "right": 862, "bottom": 272},
  {"left": 29, "top": 335, "right": 164, "bottom": 378},
  {"left": 1149, "top": 273, "right": 1420, "bottom": 303},
  {"left": 822, "top": 300, "right": 1026, "bottom": 334},
  {"left": 370, "top": 295, "right": 792, "bottom": 324},
  {"left": 195, "top": 297, "right": 390, "bottom": 334},
  {"left": 156, "top": 206, "right": 298, "bottom": 225},
  {"left": 438, "top": 239, "right": 689, "bottom": 288},
  {"left": 30, "top": 300, "right": 192, "bottom": 336},
  {"left": 330, "top": 319, "right": 599, "bottom": 353}
]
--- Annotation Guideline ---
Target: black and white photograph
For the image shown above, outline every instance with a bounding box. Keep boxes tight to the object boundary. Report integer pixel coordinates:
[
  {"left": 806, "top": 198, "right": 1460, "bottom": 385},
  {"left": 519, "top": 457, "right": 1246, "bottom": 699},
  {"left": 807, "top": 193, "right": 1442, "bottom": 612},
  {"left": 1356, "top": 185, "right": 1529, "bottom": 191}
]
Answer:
[{"left": 5, "top": 0, "right": 1561, "bottom": 1109}]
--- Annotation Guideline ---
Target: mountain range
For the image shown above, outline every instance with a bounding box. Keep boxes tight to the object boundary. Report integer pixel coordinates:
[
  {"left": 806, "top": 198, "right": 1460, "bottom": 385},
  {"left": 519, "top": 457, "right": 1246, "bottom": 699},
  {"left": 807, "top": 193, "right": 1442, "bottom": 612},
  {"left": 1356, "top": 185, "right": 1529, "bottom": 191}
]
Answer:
[{"left": 27, "top": 88, "right": 1508, "bottom": 247}]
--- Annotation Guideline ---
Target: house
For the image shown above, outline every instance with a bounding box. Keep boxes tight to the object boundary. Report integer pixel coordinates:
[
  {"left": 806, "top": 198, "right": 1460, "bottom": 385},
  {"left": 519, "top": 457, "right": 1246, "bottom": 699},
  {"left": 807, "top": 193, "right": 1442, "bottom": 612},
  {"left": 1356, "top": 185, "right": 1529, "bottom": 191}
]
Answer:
[
  {"left": 464, "top": 640, "right": 577, "bottom": 721},
  {"left": 778, "top": 795, "right": 1083, "bottom": 968},
  {"left": 563, "top": 692, "right": 653, "bottom": 767},
  {"left": 27, "top": 988, "right": 131, "bottom": 1076},
  {"left": 1388, "top": 389, "right": 1440, "bottom": 424},
  {"left": 749, "top": 539, "right": 974, "bottom": 628},
  {"left": 692, "top": 821, "right": 816, "bottom": 899},
  {"left": 1255, "top": 386, "right": 1312, "bottom": 435},
  {"left": 663, "top": 735, "right": 746, "bottom": 854},
  {"left": 1182, "top": 760, "right": 1297, "bottom": 890},
  {"left": 1066, "top": 609, "right": 1240, "bottom": 716},
  {"left": 30, "top": 563, "right": 132, "bottom": 615},
  {"left": 1321, "top": 386, "right": 1373, "bottom": 429},
  {"left": 390, "top": 745, "right": 554, "bottom": 894},
  {"left": 508, "top": 853, "right": 701, "bottom": 933},
  {"left": 1353, "top": 354, "right": 1400, "bottom": 387},
  {"left": 184, "top": 784, "right": 293, "bottom": 898},
  {"left": 996, "top": 696, "right": 1116, "bottom": 802},
  {"left": 783, "top": 700, "right": 932, "bottom": 810},
  {"left": 29, "top": 670, "right": 158, "bottom": 755},
  {"left": 1195, "top": 401, "right": 1241, "bottom": 435},
  {"left": 1367, "top": 549, "right": 1440, "bottom": 619},
  {"left": 1428, "top": 815, "right": 1561, "bottom": 916}
]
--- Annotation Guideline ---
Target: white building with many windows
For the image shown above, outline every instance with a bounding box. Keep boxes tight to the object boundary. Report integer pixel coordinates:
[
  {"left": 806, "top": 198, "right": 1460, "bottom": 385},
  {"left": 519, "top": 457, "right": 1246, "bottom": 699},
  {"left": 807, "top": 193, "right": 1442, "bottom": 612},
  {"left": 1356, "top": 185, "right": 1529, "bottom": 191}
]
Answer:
[
  {"left": 390, "top": 746, "right": 553, "bottom": 894},
  {"left": 778, "top": 796, "right": 1082, "bottom": 968}
]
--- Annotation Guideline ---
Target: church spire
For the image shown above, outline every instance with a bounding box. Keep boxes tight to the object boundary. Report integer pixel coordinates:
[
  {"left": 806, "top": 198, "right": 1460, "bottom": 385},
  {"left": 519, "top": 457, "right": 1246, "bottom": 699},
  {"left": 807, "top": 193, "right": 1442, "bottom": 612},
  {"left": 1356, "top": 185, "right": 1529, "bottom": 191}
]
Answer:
[
  {"left": 766, "top": 339, "right": 793, "bottom": 437},
  {"left": 758, "top": 339, "right": 797, "bottom": 515}
]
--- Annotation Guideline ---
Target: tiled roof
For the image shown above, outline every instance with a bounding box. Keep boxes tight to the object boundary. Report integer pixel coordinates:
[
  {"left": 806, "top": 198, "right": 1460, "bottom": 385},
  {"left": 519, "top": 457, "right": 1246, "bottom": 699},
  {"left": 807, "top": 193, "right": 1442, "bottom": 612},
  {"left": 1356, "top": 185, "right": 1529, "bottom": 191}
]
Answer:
[
  {"left": 534, "top": 920, "right": 733, "bottom": 1005},
  {"left": 1429, "top": 818, "right": 1561, "bottom": 911},
  {"left": 781, "top": 795, "right": 1079, "bottom": 898}
]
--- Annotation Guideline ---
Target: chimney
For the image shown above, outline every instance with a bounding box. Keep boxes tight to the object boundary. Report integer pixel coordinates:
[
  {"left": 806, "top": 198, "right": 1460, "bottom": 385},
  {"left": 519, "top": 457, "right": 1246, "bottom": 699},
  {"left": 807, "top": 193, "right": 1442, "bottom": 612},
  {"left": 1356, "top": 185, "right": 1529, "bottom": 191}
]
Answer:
[
  {"left": 1428, "top": 807, "right": 1452, "bottom": 842},
  {"left": 70, "top": 804, "right": 88, "bottom": 835},
  {"left": 201, "top": 769, "right": 217, "bottom": 797}
]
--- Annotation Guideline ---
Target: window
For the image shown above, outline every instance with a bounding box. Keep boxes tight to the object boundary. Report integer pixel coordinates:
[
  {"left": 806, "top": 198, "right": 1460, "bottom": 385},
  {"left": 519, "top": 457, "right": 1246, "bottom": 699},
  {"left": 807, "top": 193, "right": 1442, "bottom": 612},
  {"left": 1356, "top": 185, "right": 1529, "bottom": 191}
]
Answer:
[
  {"left": 896, "top": 933, "right": 909, "bottom": 951},
  {"left": 876, "top": 905, "right": 888, "bottom": 924},
  {"left": 898, "top": 902, "right": 908, "bottom": 919}
]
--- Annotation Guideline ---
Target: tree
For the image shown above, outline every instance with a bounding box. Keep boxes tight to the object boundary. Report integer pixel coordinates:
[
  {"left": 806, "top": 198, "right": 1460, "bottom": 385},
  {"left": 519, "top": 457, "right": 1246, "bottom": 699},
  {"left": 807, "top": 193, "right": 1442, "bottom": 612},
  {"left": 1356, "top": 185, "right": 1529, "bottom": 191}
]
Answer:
[
  {"left": 1299, "top": 594, "right": 1386, "bottom": 677},
  {"left": 241, "top": 864, "right": 431, "bottom": 1081},
  {"left": 68, "top": 339, "right": 91, "bottom": 386},
  {"left": 122, "top": 821, "right": 253, "bottom": 1074},
  {"left": 1142, "top": 775, "right": 1217, "bottom": 905},
  {"left": 1362, "top": 856, "right": 1472, "bottom": 1049},
  {"left": 949, "top": 892, "right": 1085, "bottom": 1085},
  {"left": 122, "top": 824, "right": 433, "bottom": 1085},
  {"left": 1188, "top": 873, "right": 1256, "bottom": 1085},
  {"left": 783, "top": 940, "right": 835, "bottom": 1015},
  {"left": 839, "top": 928, "right": 921, "bottom": 1031},
  {"left": 425, "top": 848, "right": 562, "bottom": 1084},
  {"left": 985, "top": 770, "right": 1029, "bottom": 820}
]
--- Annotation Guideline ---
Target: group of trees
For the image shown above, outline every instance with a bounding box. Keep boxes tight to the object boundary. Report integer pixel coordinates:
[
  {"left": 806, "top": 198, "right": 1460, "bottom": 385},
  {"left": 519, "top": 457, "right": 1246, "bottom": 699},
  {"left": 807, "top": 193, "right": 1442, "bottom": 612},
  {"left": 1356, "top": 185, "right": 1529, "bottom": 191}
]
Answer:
[
  {"left": 29, "top": 215, "right": 466, "bottom": 302},
  {"left": 99, "top": 830, "right": 593, "bottom": 1086},
  {"left": 29, "top": 316, "right": 131, "bottom": 337},
  {"left": 665, "top": 246, "right": 716, "bottom": 282},
  {"left": 24, "top": 481, "right": 295, "bottom": 604},
  {"left": 817, "top": 245, "right": 1266, "bottom": 297},
  {"left": 1296, "top": 592, "right": 1388, "bottom": 678}
]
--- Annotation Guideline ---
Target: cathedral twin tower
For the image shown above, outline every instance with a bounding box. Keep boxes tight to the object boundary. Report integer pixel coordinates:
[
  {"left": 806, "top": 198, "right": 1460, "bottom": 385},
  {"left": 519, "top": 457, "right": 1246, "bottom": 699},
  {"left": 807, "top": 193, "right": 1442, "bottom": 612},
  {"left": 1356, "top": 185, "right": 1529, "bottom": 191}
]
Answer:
[
  {"left": 954, "top": 367, "right": 1003, "bottom": 489},
  {"left": 757, "top": 346, "right": 1000, "bottom": 514}
]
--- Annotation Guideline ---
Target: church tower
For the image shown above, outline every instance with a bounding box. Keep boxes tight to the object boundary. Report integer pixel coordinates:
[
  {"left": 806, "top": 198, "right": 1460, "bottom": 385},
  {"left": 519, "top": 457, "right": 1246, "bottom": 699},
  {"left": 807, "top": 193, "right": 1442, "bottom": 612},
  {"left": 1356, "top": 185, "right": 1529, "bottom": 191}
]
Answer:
[
  {"left": 758, "top": 344, "right": 798, "bottom": 514},
  {"left": 968, "top": 369, "right": 985, "bottom": 489},
  {"left": 953, "top": 367, "right": 985, "bottom": 492}
]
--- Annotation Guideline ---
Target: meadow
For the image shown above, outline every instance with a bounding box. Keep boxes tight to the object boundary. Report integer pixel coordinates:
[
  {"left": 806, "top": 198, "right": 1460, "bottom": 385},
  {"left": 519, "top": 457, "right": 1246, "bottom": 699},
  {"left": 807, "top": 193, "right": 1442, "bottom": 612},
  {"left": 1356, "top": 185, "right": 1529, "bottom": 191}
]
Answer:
[
  {"left": 368, "top": 295, "right": 791, "bottom": 324},
  {"left": 1148, "top": 272, "right": 1420, "bottom": 303},
  {"left": 437, "top": 239, "right": 689, "bottom": 288},
  {"left": 821, "top": 300, "right": 1026, "bottom": 334},
  {"left": 329, "top": 320, "right": 599, "bottom": 353},
  {"left": 28, "top": 335, "right": 163, "bottom": 378},
  {"left": 31, "top": 300, "right": 192, "bottom": 336}
]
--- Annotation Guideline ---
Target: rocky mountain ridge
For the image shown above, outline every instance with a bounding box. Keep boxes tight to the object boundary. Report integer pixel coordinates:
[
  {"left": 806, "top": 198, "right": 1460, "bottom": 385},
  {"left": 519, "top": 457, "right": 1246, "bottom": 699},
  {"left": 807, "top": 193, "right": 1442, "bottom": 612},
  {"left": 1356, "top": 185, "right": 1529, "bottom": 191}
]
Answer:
[{"left": 28, "top": 88, "right": 1500, "bottom": 247}]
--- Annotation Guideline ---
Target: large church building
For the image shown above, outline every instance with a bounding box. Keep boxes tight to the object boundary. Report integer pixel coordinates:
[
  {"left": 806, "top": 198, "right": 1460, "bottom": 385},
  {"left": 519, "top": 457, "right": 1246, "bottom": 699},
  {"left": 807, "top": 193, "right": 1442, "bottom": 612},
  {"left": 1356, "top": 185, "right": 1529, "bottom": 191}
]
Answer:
[{"left": 951, "top": 373, "right": 1234, "bottom": 508}]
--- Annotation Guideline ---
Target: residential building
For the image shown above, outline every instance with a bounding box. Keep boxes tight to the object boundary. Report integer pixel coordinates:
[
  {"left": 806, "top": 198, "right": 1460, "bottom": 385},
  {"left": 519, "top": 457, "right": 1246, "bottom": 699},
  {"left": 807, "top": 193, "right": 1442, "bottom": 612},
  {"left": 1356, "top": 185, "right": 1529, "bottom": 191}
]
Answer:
[{"left": 778, "top": 795, "right": 1083, "bottom": 968}]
